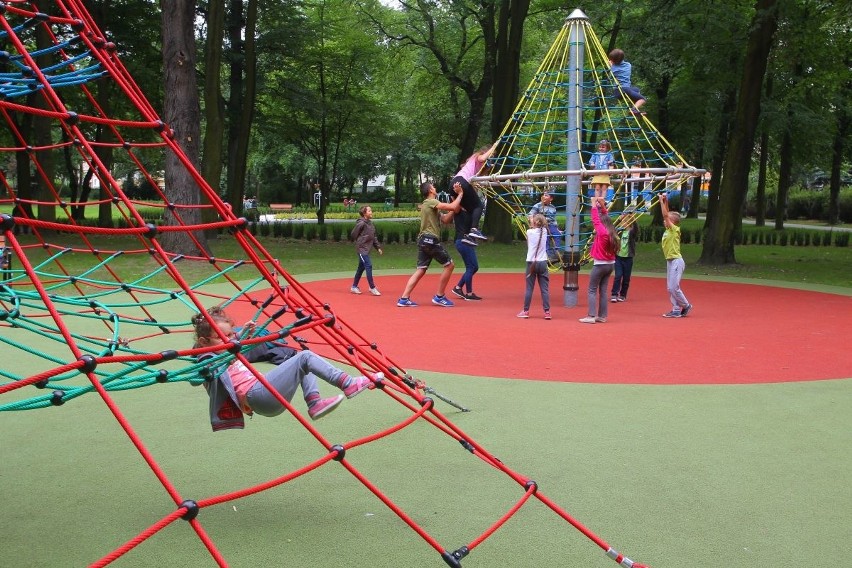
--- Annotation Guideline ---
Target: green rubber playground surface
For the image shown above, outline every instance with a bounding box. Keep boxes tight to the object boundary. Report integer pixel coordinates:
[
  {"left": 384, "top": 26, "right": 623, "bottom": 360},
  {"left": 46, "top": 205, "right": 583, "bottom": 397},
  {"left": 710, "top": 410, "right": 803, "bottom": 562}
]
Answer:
[{"left": 2, "top": 275, "right": 850, "bottom": 568}]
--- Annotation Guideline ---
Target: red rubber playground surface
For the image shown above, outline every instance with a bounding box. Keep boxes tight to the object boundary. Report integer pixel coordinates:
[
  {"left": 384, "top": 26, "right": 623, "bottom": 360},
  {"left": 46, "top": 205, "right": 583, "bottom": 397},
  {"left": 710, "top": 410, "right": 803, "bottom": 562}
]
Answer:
[{"left": 300, "top": 274, "right": 851, "bottom": 385}]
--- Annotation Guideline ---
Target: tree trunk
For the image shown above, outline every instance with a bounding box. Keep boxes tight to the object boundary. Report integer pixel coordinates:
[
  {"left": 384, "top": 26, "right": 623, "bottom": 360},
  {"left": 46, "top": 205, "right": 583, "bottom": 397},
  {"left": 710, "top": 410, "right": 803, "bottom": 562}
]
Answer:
[
  {"left": 160, "top": 0, "right": 209, "bottom": 256},
  {"left": 828, "top": 65, "right": 850, "bottom": 225},
  {"left": 755, "top": 127, "right": 768, "bottom": 226},
  {"left": 773, "top": 113, "right": 793, "bottom": 230},
  {"left": 201, "top": 0, "right": 225, "bottom": 233},
  {"left": 226, "top": 0, "right": 245, "bottom": 211},
  {"left": 228, "top": 0, "right": 257, "bottom": 213},
  {"left": 34, "top": 24, "right": 56, "bottom": 227},
  {"left": 487, "top": 0, "right": 529, "bottom": 244},
  {"left": 700, "top": 0, "right": 779, "bottom": 265},
  {"left": 754, "top": 74, "right": 773, "bottom": 227}
]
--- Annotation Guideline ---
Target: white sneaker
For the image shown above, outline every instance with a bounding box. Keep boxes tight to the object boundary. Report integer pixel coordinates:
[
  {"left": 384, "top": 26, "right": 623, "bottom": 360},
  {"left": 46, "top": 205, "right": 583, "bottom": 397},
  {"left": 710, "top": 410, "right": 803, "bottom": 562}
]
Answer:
[
  {"left": 578, "top": 316, "right": 596, "bottom": 324},
  {"left": 369, "top": 287, "right": 381, "bottom": 296},
  {"left": 350, "top": 286, "right": 361, "bottom": 294}
]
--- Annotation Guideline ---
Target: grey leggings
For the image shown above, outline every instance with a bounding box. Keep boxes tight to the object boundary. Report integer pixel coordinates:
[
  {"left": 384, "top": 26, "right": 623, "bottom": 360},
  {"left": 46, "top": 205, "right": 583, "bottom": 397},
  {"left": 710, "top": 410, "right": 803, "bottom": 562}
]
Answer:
[
  {"left": 523, "top": 261, "right": 550, "bottom": 311},
  {"left": 666, "top": 258, "right": 689, "bottom": 309},
  {"left": 245, "top": 351, "right": 346, "bottom": 416}
]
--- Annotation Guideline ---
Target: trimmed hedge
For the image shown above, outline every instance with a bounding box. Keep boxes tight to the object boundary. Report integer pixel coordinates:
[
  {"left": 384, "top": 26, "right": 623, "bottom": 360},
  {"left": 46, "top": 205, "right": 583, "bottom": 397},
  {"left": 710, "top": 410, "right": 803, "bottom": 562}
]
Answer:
[{"left": 242, "top": 219, "right": 848, "bottom": 248}]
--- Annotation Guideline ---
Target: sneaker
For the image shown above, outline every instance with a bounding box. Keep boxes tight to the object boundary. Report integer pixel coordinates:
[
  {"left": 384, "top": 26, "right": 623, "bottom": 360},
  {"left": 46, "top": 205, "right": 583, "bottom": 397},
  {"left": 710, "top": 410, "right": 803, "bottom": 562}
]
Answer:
[
  {"left": 342, "top": 375, "right": 372, "bottom": 399},
  {"left": 451, "top": 286, "right": 465, "bottom": 299},
  {"left": 595, "top": 317, "right": 607, "bottom": 323},
  {"left": 397, "top": 297, "right": 418, "bottom": 307},
  {"left": 680, "top": 304, "right": 693, "bottom": 317},
  {"left": 308, "top": 394, "right": 344, "bottom": 420},
  {"left": 432, "top": 295, "right": 454, "bottom": 307},
  {"left": 662, "top": 310, "right": 682, "bottom": 318},
  {"left": 369, "top": 287, "right": 381, "bottom": 296},
  {"left": 610, "top": 297, "right": 618, "bottom": 303},
  {"left": 468, "top": 228, "right": 488, "bottom": 240},
  {"left": 579, "top": 316, "right": 597, "bottom": 324},
  {"left": 464, "top": 292, "right": 483, "bottom": 301},
  {"left": 461, "top": 237, "right": 478, "bottom": 246},
  {"left": 617, "top": 296, "right": 626, "bottom": 302},
  {"left": 544, "top": 310, "right": 552, "bottom": 320},
  {"left": 350, "top": 286, "right": 361, "bottom": 294},
  {"left": 517, "top": 310, "right": 530, "bottom": 318}
]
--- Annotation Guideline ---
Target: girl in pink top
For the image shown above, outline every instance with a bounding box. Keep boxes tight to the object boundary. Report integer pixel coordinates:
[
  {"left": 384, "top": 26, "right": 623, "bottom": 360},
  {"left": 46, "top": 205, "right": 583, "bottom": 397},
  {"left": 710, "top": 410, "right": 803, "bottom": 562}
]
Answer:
[
  {"left": 580, "top": 197, "right": 618, "bottom": 324},
  {"left": 449, "top": 141, "right": 499, "bottom": 243}
]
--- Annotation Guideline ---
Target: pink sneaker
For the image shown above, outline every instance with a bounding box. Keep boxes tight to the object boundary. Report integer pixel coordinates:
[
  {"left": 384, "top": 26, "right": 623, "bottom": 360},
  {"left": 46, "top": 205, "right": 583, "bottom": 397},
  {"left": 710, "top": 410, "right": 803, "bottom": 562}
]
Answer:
[
  {"left": 343, "top": 375, "right": 372, "bottom": 399},
  {"left": 308, "top": 394, "right": 344, "bottom": 420},
  {"left": 517, "top": 310, "right": 530, "bottom": 318}
]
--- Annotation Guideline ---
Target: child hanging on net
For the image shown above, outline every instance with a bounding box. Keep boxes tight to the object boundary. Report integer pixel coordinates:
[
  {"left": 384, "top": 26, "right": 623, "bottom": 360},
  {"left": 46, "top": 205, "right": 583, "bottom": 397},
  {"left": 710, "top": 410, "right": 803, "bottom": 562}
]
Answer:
[
  {"left": 608, "top": 48, "right": 647, "bottom": 115},
  {"left": 192, "top": 307, "right": 372, "bottom": 430},
  {"left": 450, "top": 140, "right": 499, "bottom": 244}
]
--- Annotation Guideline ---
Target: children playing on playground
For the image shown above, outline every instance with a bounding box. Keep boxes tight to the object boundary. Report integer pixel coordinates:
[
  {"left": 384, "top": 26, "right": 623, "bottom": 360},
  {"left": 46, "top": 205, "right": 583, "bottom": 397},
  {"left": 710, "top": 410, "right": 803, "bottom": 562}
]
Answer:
[
  {"left": 608, "top": 48, "right": 646, "bottom": 115},
  {"left": 192, "top": 307, "right": 372, "bottom": 429},
  {"left": 588, "top": 139, "right": 615, "bottom": 199},
  {"left": 659, "top": 194, "right": 693, "bottom": 318},
  {"left": 610, "top": 207, "right": 640, "bottom": 302},
  {"left": 528, "top": 191, "right": 563, "bottom": 262},
  {"left": 350, "top": 205, "right": 383, "bottom": 296},
  {"left": 397, "top": 181, "right": 463, "bottom": 307},
  {"left": 517, "top": 213, "right": 551, "bottom": 320},
  {"left": 579, "top": 197, "right": 618, "bottom": 324},
  {"left": 450, "top": 140, "right": 499, "bottom": 244}
]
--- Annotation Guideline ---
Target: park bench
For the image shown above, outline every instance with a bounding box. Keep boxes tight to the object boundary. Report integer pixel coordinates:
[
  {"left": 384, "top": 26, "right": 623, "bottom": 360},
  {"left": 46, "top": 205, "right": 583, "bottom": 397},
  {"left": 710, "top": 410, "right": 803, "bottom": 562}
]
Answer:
[{"left": 269, "top": 203, "right": 294, "bottom": 212}]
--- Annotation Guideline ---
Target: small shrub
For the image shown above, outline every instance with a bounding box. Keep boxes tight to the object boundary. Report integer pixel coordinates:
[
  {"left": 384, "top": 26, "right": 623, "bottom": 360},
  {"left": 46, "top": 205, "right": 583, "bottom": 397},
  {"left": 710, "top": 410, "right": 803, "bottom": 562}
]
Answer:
[
  {"left": 293, "top": 223, "right": 304, "bottom": 240},
  {"left": 305, "top": 225, "right": 317, "bottom": 240},
  {"left": 318, "top": 225, "right": 327, "bottom": 241},
  {"left": 779, "top": 232, "right": 788, "bottom": 246},
  {"left": 835, "top": 232, "right": 849, "bottom": 247}
]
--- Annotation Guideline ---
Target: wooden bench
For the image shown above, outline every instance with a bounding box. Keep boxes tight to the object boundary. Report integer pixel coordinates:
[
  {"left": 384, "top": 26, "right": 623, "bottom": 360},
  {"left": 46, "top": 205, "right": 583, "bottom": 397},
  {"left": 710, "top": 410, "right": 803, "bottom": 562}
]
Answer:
[{"left": 269, "top": 203, "right": 294, "bottom": 212}]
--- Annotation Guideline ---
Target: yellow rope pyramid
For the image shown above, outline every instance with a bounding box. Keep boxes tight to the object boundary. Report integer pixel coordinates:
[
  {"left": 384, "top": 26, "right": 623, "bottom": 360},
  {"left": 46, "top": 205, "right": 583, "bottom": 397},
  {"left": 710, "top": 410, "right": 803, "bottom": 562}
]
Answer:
[{"left": 475, "top": 9, "right": 704, "bottom": 303}]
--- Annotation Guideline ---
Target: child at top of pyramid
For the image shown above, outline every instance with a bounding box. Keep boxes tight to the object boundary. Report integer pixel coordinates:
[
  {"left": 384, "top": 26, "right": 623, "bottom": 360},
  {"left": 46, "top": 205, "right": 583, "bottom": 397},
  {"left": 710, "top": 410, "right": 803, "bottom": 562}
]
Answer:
[
  {"left": 449, "top": 140, "right": 499, "bottom": 244},
  {"left": 192, "top": 307, "right": 372, "bottom": 430},
  {"left": 608, "top": 48, "right": 646, "bottom": 116}
]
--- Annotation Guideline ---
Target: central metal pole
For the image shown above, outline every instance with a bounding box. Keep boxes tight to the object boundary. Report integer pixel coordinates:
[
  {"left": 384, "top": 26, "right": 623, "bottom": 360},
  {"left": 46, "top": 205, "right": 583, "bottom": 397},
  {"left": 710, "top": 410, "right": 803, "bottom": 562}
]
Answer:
[{"left": 563, "top": 9, "right": 586, "bottom": 307}]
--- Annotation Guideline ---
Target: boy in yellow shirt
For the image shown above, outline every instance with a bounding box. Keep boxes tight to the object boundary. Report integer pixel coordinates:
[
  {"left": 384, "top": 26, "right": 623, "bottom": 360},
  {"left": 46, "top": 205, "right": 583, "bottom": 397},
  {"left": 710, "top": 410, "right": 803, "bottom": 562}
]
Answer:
[{"left": 659, "top": 194, "right": 692, "bottom": 318}]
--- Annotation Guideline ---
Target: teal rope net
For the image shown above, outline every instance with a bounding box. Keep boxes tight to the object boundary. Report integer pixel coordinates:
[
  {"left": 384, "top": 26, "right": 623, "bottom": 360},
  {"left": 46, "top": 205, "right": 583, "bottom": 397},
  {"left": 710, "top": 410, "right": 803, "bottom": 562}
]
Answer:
[{"left": 0, "top": 3, "right": 652, "bottom": 568}]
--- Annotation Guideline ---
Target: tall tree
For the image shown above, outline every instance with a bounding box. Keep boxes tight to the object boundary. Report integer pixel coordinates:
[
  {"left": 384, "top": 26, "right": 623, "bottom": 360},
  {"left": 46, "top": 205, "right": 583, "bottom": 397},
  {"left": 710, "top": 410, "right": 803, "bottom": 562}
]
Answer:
[
  {"left": 225, "top": 0, "right": 258, "bottom": 210},
  {"left": 201, "top": 0, "right": 226, "bottom": 212},
  {"left": 160, "top": 0, "right": 209, "bottom": 255},
  {"left": 700, "top": 0, "right": 779, "bottom": 265}
]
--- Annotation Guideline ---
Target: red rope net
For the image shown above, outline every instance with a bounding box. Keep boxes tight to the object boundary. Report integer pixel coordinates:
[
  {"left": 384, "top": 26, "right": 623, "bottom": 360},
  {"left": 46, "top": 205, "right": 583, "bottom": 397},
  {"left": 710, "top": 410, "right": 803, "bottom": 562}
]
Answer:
[{"left": 0, "top": 2, "right": 649, "bottom": 566}]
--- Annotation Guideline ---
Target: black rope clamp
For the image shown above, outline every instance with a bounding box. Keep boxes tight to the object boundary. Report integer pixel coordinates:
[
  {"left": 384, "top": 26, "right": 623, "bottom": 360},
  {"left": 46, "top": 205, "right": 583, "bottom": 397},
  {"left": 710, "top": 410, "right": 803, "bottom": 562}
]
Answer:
[{"left": 180, "top": 500, "right": 199, "bottom": 521}]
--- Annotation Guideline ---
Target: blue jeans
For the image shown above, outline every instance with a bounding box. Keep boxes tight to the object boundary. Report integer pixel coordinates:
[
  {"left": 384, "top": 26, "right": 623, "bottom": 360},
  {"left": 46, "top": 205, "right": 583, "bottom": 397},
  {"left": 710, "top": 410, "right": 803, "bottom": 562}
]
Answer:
[
  {"left": 353, "top": 253, "right": 375, "bottom": 289},
  {"left": 454, "top": 239, "right": 479, "bottom": 292},
  {"left": 611, "top": 256, "right": 634, "bottom": 299}
]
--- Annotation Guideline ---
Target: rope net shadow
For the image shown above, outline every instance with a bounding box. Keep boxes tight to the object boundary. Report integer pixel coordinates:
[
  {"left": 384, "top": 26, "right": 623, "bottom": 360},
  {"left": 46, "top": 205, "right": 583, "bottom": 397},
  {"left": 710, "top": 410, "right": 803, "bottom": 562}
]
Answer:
[
  {"left": 0, "top": 3, "right": 650, "bottom": 567},
  {"left": 474, "top": 10, "right": 705, "bottom": 271}
]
